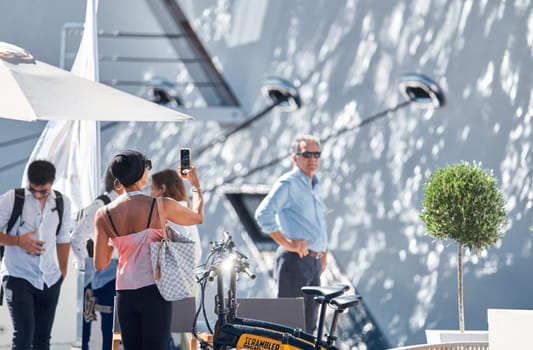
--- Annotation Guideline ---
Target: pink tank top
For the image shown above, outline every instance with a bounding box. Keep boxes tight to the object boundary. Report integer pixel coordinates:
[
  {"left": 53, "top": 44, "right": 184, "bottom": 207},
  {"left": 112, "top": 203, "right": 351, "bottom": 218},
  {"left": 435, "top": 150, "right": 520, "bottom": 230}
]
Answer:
[{"left": 112, "top": 228, "right": 163, "bottom": 290}]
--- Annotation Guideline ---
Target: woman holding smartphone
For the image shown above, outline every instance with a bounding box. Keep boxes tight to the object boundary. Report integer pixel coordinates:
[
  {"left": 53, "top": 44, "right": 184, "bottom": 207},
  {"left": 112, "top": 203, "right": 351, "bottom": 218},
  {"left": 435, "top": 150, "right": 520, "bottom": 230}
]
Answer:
[
  {"left": 93, "top": 150, "right": 203, "bottom": 350},
  {"left": 150, "top": 168, "right": 202, "bottom": 263}
]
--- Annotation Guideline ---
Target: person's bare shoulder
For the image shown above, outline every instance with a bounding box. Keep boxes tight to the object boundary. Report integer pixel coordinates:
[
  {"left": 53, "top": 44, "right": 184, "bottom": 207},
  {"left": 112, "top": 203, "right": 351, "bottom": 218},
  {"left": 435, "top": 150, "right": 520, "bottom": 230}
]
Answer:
[{"left": 94, "top": 206, "right": 107, "bottom": 224}]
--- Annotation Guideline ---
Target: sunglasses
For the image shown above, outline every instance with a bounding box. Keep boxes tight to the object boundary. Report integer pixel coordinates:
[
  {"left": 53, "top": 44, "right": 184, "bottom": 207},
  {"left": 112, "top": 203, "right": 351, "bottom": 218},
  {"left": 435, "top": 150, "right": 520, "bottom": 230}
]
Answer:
[
  {"left": 28, "top": 187, "right": 50, "bottom": 196},
  {"left": 144, "top": 159, "right": 152, "bottom": 170},
  {"left": 296, "top": 151, "right": 321, "bottom": 159}
]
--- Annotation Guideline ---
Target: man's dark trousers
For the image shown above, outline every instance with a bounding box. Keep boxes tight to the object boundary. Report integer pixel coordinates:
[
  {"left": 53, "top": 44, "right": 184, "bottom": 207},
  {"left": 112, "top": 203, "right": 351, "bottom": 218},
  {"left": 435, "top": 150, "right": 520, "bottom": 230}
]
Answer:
[
  {"left": 3, "top": 276, "right": 62, "bottom": 350},
  {"left": 275, "top": 249, "right": 322, "bottom": 334}
]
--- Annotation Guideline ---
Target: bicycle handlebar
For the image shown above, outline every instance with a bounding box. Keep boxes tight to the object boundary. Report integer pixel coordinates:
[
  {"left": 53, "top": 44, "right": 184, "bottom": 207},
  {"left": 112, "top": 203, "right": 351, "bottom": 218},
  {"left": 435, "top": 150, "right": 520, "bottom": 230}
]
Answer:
[
  {"left": 200, "top": 232, "right": 256, "bottom": 283},
  {"left": 207, "top": 269, "right": 218, "bottom": 282},
  {"left": 243, "top": 267, "right": 256, "bottom": 280},
  {"left": 195, "top": 231, "right": 362, "bottom": 350}
]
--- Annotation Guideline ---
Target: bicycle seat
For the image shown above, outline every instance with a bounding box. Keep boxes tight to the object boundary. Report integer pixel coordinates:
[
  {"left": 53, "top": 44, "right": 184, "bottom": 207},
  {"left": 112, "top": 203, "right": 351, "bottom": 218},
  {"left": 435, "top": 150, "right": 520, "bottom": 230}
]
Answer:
[
  {"left": 329, "top": 294, "right": 362, "bottom": 311},
  {"left": 301, "top": 284, "right": 349, "bottom": 300}
]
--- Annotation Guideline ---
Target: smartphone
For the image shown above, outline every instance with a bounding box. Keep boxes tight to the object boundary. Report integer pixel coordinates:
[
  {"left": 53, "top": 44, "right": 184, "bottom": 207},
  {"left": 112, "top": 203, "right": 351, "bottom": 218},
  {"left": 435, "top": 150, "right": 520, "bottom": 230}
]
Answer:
[{"left": 180, "top": 148, "right": 192, "bottom": 175}]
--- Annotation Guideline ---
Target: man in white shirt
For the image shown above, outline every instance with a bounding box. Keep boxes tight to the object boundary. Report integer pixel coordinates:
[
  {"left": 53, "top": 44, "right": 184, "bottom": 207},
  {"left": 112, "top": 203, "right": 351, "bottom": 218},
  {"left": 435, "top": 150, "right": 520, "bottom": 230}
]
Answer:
[
  {"left": 0, "top": 160, "right": 72, "bottom": 350},
  {"left": 71, "top": 167, "right": 123, "bottom": 350}
]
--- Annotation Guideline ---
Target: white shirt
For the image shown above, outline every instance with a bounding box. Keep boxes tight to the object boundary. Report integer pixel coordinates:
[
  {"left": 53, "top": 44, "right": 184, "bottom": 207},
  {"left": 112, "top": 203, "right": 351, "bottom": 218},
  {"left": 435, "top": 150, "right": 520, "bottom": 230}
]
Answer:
[
  {"left": 0, "top": 188, "right": 72, "bottom": 289},
  {"left": 70, "top": 190, "right": 120, "bottom": 287},
  {"left": 168, "top": 200, "right": 202, "bottom": 264}
]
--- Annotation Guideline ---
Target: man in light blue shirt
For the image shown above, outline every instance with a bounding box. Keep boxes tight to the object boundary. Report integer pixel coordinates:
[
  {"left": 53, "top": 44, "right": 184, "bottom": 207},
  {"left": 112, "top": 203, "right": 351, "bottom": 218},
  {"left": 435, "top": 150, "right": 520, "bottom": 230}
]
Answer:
[
  {"left": 0, "top": 160, "right": 71, "bottom": 350},
  {"left": 255, "top": 135, "right": 328, "bottom": 333}
]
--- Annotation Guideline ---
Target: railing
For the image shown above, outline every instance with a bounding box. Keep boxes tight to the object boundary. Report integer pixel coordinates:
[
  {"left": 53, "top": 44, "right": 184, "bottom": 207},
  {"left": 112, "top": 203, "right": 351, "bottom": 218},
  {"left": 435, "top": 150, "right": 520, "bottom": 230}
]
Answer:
[{"left": 387, "top": 342, "right": 489, "bottom": 350}]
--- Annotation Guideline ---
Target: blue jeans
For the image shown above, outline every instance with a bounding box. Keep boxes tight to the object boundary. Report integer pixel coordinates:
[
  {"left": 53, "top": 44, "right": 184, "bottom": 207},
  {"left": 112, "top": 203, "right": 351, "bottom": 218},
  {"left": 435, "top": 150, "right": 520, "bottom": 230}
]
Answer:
[
  {"left": 82, "top": 279, "right": 116, "bottom": 350},
  {"left": 2, "top": 276, "right": 63, "bottom": 350}
]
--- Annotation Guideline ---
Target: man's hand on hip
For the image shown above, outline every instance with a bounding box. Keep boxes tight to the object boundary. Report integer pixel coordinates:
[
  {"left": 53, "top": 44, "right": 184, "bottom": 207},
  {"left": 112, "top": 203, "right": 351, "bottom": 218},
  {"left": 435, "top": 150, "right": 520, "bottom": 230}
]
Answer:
[{"left": 269, "top": 231, "right": 309, "bottom": 258}]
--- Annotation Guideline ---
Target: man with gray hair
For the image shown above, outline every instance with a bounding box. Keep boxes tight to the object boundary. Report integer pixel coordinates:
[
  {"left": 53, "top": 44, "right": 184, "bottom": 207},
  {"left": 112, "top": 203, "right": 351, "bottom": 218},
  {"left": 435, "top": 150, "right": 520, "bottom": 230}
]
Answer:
[{"left": 255, "top": 135, "right": 328, "bottom": 334}]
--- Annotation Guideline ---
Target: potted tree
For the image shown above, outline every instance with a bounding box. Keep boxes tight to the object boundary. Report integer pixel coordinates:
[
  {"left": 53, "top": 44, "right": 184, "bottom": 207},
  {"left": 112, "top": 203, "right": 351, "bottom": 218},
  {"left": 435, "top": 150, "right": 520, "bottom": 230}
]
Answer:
[{"left": 420, "top": 161, "right": 507, "bottom": 342}]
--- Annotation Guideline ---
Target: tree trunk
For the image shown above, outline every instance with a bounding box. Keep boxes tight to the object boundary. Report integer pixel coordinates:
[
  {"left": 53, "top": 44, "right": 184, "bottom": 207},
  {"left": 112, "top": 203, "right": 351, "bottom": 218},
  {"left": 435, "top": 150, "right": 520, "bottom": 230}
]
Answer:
[{"left": 458, "top": 243, "right": 465, "bottom": 332}]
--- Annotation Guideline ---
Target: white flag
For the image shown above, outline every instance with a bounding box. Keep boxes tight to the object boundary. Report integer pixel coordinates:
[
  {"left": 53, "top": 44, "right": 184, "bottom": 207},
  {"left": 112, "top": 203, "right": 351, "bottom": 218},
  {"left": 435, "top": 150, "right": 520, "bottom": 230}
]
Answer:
[
  {"left": 71, "top": 0, "right": 100, "bottom": 82},
  {"left": 22, "top": 0, "right": 100, "bottom": 213}
]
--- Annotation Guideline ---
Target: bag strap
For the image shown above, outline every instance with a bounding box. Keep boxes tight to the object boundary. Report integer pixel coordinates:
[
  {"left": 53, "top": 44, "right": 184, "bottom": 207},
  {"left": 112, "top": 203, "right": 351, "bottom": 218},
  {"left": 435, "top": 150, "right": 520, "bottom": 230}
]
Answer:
[
  {"left": 0, "top": 188, "right": 25, "bottom": 305},
  {"left": 155, "top": 197, "right": 168, "bottom": 240},
  {"left": 53, "top": 190, "right": 63, "bottom": 236},
  {"left": 153, "top": 197, "right": 168, "bottom": 281},
  {"left": 6, "top": 188, "right": 25, "bottom": 234},
  {"left": 96, "top": 193, "right": 111, "bottom": 205}
]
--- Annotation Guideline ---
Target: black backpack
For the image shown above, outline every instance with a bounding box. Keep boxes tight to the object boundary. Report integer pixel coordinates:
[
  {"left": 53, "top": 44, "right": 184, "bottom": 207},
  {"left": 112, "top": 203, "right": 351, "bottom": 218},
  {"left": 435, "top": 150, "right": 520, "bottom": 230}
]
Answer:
[
  {"left": 96, "top": 193, "right": 111, "bottom": 206},
  {"left": 77, "top": 193, "right": 111, "bottom": 258},
  {"left": 74, "top": 193, "right": 110, "bottom": 222},
  {"left": 0, "top": 188, "right": 64, "bottom": 305},
  {"left": 4, "top": 188, "right": 64, "bottom": 237}
]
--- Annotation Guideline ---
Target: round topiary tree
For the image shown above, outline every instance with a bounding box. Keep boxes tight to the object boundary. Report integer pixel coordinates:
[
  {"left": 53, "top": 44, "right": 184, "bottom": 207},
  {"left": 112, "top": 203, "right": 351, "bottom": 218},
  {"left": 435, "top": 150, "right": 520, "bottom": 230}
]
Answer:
[{"left": 420, "top": 161, "right": 507, "bottom": 332}]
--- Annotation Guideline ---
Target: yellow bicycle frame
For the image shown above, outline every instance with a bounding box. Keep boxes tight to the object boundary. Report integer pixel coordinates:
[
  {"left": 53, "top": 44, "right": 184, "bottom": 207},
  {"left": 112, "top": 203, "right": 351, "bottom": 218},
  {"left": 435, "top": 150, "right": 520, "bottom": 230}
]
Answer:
[{"left": 235, "top": 333, "right": 326, "bottom": 350}]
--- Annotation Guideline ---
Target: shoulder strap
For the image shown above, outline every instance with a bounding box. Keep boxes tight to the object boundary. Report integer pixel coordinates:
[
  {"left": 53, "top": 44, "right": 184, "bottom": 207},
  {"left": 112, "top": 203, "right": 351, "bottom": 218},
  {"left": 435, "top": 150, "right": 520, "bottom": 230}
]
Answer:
[
  {"left": 6, "top": 188, "right": 25, "bottom": 234},
  {"left": 1, "top": 188, "right": 25, "bottom": 293},
  {"left": 53, "top": 190, "right": 64, "bottom": 236},
  {"left": 5, "top": 189, "right": 63, "bottom": 237},
  {"left": 76, "top": 193, "right": 111, "bottom": 223},
  {"left": 96, "top": 194, "right": 111, "bottom": 205},
  {"left": 105, "top": 207, "right": 120, "bottom": 237},
  {"left": 156, "top": 198, "right": 168, "bottom": 240},
  {"left": 146, "top": 198, "right": 156, "bottom": 228}
]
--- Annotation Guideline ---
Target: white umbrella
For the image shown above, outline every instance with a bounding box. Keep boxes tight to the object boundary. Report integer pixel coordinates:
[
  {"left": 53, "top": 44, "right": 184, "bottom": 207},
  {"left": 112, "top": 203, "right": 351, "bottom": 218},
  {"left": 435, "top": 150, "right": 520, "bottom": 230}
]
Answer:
[
  {"left": 0, "top": 41, "right": 193, "bottom": 122},
  {"left": 1, "top": 5, "right": 190, "bottom": 347}
]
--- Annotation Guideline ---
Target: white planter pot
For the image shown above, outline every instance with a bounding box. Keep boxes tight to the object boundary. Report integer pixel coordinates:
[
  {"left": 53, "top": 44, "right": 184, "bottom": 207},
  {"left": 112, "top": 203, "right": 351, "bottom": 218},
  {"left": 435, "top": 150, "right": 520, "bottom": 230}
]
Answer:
[
  {"left": 488, "top": 308, "right": 533, "bottom": 350},
  {"left": 425, "top": 329, "right": 488, "bottom": 344}
]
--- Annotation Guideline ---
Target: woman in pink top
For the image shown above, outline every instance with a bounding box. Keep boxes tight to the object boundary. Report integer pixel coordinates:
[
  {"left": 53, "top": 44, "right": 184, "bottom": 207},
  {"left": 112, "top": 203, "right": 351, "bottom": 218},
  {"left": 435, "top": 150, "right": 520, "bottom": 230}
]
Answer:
[{"left": 94, "top": 150, "right": 203, "bottom": 350}]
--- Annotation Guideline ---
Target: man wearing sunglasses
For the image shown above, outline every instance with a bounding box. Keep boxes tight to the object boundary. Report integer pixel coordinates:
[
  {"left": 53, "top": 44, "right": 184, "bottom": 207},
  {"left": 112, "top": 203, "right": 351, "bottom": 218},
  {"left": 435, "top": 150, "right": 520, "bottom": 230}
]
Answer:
[
  {"left": 255, "top": 135, "right": 328, "bottom": 334},
  {"left": 0, "top": 160, "right": 72, "bottom": 350}
]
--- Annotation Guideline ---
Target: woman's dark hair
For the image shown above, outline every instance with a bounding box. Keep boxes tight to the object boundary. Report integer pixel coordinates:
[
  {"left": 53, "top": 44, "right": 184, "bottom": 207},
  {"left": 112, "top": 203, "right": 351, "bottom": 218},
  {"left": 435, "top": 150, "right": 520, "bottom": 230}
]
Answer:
[
  {"left": 27, "top": 160, "right": 56, "bottom": 185},
  {"left": 103, "top": 166, "right": 116, "bottom": 193},
  {"left": 151, "top": 169, "right": 188, "bottom": 204},
  {"left": 110, "top": 150, "right": 148, "bottom": 187}
]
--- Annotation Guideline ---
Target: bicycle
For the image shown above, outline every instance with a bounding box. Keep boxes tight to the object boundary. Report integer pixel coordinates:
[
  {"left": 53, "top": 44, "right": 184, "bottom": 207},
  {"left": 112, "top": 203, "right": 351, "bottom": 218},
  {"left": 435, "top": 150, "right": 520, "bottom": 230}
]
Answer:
[{"left": 193, "top": 232, "right": 362, "bottom": 350}]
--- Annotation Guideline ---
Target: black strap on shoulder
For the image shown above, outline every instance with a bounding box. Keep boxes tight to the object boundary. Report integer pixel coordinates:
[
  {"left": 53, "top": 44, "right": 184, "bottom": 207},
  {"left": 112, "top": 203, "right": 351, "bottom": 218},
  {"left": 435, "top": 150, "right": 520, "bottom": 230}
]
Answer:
[
  {"left": 6, "top": 188, "right": 25, "bottom": 234},
  {"left": 105, "top": 207, "right": 120, "bottom": 237},
  {"left": 53, "top": 190, "right": 64, "bottom": 236},
  {"left": 5, "top": 188, "right": 63, "bottom": 236},
  {"left": 96, "top": 194, "right": 111, "bottom": 205},
  {"left": 75, "top": 193, "right": 110, "bottom": 223},
  {"left": 146, "top": 198, "right": 156, "bottom": 228},
  {"left": 1, "top": 188, "right": 25, "bottom": 306}
]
